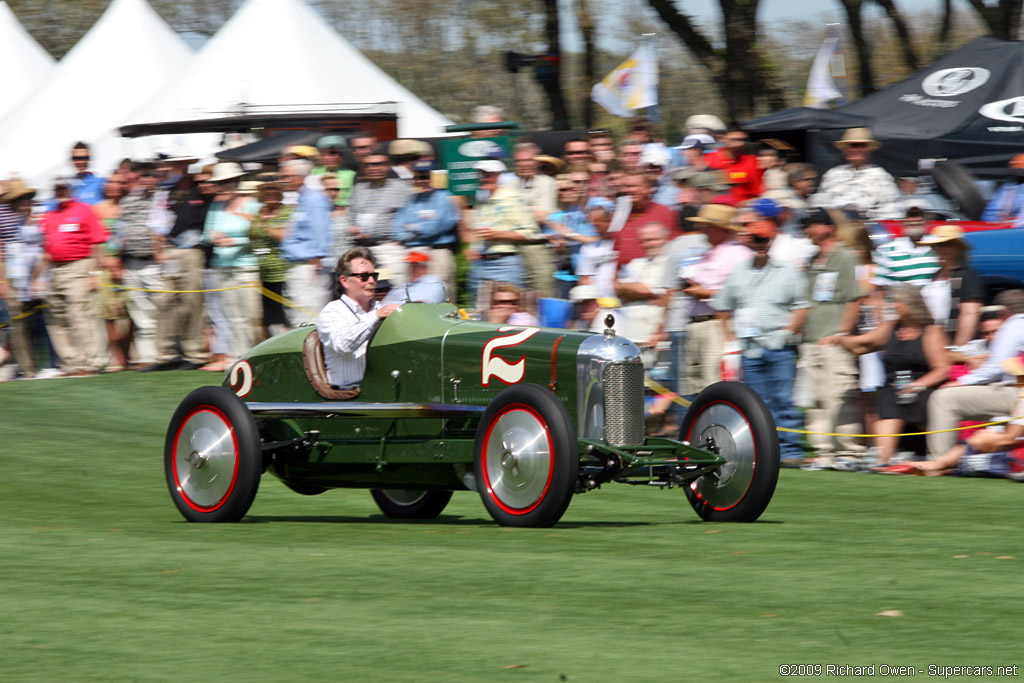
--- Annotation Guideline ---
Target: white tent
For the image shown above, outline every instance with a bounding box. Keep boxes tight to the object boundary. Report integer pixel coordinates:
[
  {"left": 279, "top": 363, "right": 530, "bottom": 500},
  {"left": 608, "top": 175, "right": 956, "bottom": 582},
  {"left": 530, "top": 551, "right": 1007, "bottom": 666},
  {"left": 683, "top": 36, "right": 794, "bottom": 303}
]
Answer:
[
  {"left": 0, "top": 0, "right": 192, "bottom": 190},
  {"left": 0, "top": 2, "right": 55, "bottom": 122},
  {"left": 123, "top": 0, "right": 453, "bottom": 142}
]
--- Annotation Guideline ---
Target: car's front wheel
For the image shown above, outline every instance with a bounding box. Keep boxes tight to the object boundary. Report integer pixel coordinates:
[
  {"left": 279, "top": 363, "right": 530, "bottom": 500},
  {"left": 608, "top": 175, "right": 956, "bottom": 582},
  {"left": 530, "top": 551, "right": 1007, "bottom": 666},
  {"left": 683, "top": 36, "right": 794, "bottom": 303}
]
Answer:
[
  {"left": 165, "top": 386, "right": 262, "bottom": 522},
  {"left": 473, "top": 383, "right": 578, "bottom": 527},
  {"left": 681, "top": 381, "right": 779, "bottom": 522},
  {"left": 370, "top": 489, "right": 453, "bottom": 519}
]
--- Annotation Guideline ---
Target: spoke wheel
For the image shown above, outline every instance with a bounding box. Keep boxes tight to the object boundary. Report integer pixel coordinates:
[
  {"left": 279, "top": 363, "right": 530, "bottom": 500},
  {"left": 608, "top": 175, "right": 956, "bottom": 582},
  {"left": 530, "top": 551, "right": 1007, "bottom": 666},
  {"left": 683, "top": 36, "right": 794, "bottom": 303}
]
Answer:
[
  {"left": 370, "top": 489, "right": 453, "bottom": 519},
  {"left": 165, "top": 386, "right": 261, "bottom": 522},
  {"left": 681, "top": 381, "right": 779, "bottom": 522},
  {"left": 474, "top": 384, "right": 577, "bottom": 527}
]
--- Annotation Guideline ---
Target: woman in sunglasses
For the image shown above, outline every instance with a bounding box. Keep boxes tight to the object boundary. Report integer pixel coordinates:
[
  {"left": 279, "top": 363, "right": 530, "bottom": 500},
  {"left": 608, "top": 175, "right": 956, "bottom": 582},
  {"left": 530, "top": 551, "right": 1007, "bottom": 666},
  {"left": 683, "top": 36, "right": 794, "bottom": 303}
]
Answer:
[{"left": 317, "top": 247, "right": 400, "bottom": 387}]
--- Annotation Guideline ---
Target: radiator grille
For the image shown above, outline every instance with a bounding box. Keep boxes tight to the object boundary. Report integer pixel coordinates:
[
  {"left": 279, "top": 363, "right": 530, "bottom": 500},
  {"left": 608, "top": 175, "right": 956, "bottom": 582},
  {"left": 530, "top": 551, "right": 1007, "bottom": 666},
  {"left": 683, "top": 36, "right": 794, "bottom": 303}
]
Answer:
[{"left": 603, "top": 362, "right": 645, "bottom": 447}]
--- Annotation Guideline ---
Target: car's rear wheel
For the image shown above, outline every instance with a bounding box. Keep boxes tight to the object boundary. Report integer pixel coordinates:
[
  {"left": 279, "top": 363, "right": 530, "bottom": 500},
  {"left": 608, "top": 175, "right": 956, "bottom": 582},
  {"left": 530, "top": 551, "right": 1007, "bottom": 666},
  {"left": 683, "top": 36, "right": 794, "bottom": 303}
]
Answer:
[
  {"left": 932, "top": 160, "right": 986, "bottom": 220},
  {"left": 370, "top": 489, "right": 453, "bottom": 519},
  {"left": 474, "top": 383, "right": 578, "bottom": 528},
  {"left": 681, "top": 381, "right": 779, "bottom": 522},
  {"left": 165, "top": 386, "right": 261, "bottom": 522}
]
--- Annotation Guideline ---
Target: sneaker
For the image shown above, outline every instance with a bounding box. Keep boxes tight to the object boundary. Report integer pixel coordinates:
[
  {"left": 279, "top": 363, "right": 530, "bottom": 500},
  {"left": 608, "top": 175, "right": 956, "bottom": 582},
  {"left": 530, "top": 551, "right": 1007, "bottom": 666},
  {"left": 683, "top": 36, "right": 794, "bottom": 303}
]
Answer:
[
  {"left": 801, "top": 455, "right": 835, "bottom": 471},
  {"left": 33, "top": 368, "right": 65, "bottom": 379},
  {"left": 832, "top": 455, "right": 863, "bottom": 472}
]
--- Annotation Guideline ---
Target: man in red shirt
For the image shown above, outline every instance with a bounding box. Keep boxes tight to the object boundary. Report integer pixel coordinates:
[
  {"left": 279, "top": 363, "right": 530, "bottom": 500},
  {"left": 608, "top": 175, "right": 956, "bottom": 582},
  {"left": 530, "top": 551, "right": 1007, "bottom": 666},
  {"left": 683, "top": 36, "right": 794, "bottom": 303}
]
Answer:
[
  {"left": 34, "top": 177, "right": 108, "bottom": 376},
  {"left": 705, "top": 126, "right": 762, "bottom": 204},
  {"left": 613, "top": 171, "right": 678, "bottom": 266}
]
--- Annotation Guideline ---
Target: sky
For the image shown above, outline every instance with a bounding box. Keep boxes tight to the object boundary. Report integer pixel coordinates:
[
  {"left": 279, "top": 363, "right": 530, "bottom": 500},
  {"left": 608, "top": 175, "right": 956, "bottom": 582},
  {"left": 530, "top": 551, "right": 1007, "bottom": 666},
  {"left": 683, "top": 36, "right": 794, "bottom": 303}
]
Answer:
[{"left": 681, "top": 0, "right": 944, "bottom": 24}]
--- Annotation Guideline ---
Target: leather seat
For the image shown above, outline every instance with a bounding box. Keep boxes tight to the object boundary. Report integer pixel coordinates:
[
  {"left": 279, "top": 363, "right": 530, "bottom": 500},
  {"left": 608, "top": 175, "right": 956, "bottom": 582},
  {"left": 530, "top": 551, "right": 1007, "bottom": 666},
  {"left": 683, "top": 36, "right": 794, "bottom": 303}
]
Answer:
[{"left": 302, "top": 329, "right": 361, "bottom": 400}]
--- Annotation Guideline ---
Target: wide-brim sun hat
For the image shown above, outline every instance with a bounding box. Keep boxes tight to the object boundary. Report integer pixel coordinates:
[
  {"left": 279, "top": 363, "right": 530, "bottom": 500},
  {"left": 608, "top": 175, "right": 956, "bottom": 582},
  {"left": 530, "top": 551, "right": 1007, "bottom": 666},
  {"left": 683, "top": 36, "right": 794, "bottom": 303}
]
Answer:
[
  {"left": 687, "top": 203, "right": 739, "bottom": 231},
  {"left": 209, "top": 162, "right": 246, "bottom": 183},
  {"left": 834, "top": 127, "right": 881, "bottom": 151},
  {"left": 0, "top": 180, "right": 36, "bottom": 203},
  {"left": 919, "top": 224, "right": 968, "bottom": 247}
]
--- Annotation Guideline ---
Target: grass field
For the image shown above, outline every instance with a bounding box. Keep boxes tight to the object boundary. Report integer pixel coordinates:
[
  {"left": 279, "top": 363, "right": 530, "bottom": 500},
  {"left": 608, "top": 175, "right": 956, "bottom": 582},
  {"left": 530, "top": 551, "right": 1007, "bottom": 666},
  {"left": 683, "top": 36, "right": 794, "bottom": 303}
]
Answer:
[{"left": 2, "top": 372, "right": 1022, "bottom": 681}]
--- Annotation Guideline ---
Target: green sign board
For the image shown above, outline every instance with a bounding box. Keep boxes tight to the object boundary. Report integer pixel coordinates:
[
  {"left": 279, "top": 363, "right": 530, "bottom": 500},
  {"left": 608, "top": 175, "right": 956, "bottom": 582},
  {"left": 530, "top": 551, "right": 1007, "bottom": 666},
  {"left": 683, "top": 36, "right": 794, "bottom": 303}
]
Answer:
[{"left": 440, "top": 136, "right": 512, "bottom": 198}]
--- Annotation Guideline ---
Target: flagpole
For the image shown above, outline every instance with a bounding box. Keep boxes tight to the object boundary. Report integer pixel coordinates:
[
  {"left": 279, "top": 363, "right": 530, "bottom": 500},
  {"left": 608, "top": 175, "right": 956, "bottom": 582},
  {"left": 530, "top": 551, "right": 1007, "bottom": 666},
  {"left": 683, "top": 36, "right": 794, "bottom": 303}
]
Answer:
[{"left": 642, "top": 33, "right": 659, "bottom": 124}]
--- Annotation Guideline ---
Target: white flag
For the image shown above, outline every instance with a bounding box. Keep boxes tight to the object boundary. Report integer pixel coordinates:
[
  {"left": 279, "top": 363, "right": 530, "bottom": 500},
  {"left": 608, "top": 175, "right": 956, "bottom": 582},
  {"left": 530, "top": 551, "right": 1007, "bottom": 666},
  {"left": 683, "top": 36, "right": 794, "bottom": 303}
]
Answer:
[
  {"left": 804, "top": 27, "right": 845, "bottom": 108},
  {"left": 591, "top": 43, "right": 658, "bottom": 118}
]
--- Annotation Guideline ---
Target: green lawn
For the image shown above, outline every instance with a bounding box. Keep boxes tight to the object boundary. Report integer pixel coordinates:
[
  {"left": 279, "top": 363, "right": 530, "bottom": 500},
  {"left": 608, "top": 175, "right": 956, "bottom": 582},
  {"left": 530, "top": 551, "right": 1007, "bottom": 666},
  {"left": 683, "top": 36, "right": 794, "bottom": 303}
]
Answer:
[{"left": 1, "top": 373, "right": 1022, "bottom": 681}]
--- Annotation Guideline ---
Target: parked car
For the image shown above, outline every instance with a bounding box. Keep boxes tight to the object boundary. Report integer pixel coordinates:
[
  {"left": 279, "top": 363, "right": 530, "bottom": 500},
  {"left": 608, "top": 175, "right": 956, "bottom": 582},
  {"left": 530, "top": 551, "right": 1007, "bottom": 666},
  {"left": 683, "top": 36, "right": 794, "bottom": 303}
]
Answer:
[{"left": 164, "top": 304, "right": 781, "bottom": 527}]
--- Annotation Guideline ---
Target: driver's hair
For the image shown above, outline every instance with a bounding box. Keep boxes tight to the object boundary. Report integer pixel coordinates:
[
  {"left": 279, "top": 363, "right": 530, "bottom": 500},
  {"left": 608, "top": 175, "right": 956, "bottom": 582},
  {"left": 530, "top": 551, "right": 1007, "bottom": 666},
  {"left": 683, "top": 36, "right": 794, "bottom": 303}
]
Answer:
[{"left": 337, "top": 247, "right": 376, "bottom": 277}]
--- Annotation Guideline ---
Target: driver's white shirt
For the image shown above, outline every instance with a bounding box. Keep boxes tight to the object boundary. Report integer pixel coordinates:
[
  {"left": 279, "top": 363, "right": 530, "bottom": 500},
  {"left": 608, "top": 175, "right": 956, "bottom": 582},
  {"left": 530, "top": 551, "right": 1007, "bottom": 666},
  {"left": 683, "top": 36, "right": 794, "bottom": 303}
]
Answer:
[{"left": 317, "top": 294, "right": 384, "bottom": 387}]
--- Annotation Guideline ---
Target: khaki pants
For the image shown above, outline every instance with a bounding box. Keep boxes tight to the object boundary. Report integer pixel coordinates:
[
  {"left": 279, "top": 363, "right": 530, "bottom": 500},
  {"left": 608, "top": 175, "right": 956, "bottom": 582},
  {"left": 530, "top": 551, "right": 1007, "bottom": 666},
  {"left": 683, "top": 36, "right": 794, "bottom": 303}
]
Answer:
[
  {"left": 47, "top": 258, "right": 100, "bottom": 374},
  {"left": 122, "top": 258, "right": 164, "bottom": 364},
  {"left": 800, "top": 343, "right": 865, "bottom": 455},
  {"left": 685, "top": 318, "right": 723, "bottom": 396},
  {"left": 155, "top": 248, "right": 207, "bottom": 365},
  {"left": 2, "top": 292, "right": 37, "bottom": 377},
  {"left": 926, "top": 384, "right": 1021, "bottom": 458}
]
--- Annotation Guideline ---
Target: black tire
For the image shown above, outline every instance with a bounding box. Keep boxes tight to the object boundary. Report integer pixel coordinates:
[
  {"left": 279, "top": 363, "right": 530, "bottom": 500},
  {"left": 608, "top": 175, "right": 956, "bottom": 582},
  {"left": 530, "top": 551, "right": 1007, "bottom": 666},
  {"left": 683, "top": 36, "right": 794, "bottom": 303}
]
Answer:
[
  {"left": 931, "top": 160, "right": 986, "bottom": 220},
  {"left": 165, "top": 386, "right": 262, "bottom": 522},
  {"left": 370, "top": 489, "right": 453, "bottom": 519},
  {"left": 473, "top": 383, "right": 578, "bottom": 527},
  {"left": 681, "top": 382, "right": 779, "bottom": 522}
]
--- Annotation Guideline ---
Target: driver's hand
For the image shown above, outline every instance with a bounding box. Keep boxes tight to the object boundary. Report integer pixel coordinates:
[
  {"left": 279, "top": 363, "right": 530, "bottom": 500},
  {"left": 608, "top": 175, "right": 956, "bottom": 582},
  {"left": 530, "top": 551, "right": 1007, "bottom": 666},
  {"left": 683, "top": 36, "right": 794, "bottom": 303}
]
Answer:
[{"left": 377, "top": 303, "right": 401, "bottom": 319}]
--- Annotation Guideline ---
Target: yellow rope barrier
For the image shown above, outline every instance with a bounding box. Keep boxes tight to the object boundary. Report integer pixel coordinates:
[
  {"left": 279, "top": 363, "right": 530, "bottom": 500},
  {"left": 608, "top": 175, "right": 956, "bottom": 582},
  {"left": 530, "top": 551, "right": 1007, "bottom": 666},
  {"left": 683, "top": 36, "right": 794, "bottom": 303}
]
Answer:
[{"left": 643, "top": 376, "right": 1015, "bottom": 438}]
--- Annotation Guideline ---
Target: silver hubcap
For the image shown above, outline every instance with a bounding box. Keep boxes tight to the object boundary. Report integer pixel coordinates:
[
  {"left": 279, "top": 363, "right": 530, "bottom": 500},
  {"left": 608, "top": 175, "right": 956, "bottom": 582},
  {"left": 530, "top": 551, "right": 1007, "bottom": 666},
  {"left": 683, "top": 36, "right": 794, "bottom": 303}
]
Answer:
[
  {"left": 484, "top": 407, "right": 552, "bottom": 511},
  {"left": 690, "top": 403, "right": 755, "bottom": 510},
  {"left": 174, "top": 409, "right": 238, "bottom": 509}
]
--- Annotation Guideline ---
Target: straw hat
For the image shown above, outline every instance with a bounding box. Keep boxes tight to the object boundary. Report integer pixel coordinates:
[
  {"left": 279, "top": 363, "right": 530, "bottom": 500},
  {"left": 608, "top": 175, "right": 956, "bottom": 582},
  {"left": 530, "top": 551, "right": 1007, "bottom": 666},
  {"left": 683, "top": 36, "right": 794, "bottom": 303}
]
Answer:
[
  {"left": 919, "top": 224, "right": 968, "bottom": 247},
  {"left": 687, "top": 203, "right": 739, "bottom": 231},
  {"left": 209, "top": 162, "right": 246, "bottom": 183},
  {"left": 0, "top": 180, "right": 36, "bottom": 203},
  {"left": 534, "top": 154, "right": 568, "bottom": 175},
  {"left": 237, "top": 180, "right": 261, "bottom": 195},
  {"left": 834, "top": 127, "right": 881, "bottom": 151}
]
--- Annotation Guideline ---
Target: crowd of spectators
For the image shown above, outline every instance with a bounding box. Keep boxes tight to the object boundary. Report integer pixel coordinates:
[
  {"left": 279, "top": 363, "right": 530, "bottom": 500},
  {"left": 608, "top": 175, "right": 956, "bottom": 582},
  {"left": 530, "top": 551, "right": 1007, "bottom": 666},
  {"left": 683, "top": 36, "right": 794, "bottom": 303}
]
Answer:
[{"left": 3, "top": 108, "right": 1024, "bottom": 478}]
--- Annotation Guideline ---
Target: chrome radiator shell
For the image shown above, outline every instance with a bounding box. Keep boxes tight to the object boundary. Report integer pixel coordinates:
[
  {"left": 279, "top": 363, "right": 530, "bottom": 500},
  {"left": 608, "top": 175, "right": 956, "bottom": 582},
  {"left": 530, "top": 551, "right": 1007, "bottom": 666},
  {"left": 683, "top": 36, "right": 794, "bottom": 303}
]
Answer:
[{"left": 576, "top": 334, "right": 645, "bottom": 447}]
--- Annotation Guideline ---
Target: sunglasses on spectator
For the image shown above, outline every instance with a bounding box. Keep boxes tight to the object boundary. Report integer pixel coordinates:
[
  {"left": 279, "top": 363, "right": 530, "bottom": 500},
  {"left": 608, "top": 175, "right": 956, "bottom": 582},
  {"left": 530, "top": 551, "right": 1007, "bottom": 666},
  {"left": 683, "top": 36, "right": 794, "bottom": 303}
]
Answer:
[
  {"left": 72, "top": 155, "right": 90, "bottom": 161},
  {"left": 346, "top": 272, "right": 379, "bottom": 282},
  {"left": 324, "top": 187, "right": 340, "bottom": 192},
  {"left": 492, "top": 297, "right": 519, "bottom": 305},
  {"left": 749, "top": 235, "right": 771, "bottom": 245},
  {"left": 847, "top": 142, "right": 868, "bottom": 148}
]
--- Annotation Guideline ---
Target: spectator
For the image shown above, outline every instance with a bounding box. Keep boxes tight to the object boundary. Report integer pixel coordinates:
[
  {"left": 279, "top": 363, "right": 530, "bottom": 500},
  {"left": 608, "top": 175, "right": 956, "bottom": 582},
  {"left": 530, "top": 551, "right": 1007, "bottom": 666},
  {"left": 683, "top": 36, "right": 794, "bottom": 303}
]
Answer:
[
  {"left": 612, "top": 171, "right": 678, "bottom": 267},
  {"left": 313, "top": 135, "right": 356, "bottom": 209},
  {"left": 576, "top": 200, "right": 618, "bottom": 298},
  {"left": 33, "top": 176, "right": 107, "bottom": 376},
  {"left": 318, "top": 247, "right": 400, "bottom": 387},
  {"left": 617, "top": 138, "right": 643, "bottom": 172},
  {"left": 395, "top": 160, "right": 459, "bottom": 298},
  {"left": 567, "top": 284, "right": 601, "bottom": 331},
  {"left": 561, "top": 138, "right": 591, "bottom": 167},
  {"left": 348, "top": 148, "right": 412, "bottom": 287},
  {"left": 508, "top": 142, "right": 557, "bottom": 296},
  {"left": 835, "top": 284, "right": 950, "bottom": 467},
  {"left": 926, "top": 290, "right": 1024, "bottom": 458},
  {"left": 93, "top": 175, "right": 131, "bottom": 372},
  {"left": 201, "top": 162, "right": 260, "bottom": 371},
  {"left": 249, "top": 182, "right": 293, "bottom": 338},
  {"left": 383, "top": 250, "right": 447, "bottom": 304},
  {"left": 871, "top": 206, "right": 940, "bottom": 290},
  {"left": 322, "top": 171, "right": 352, "bottom": 267},
  {"left": 678, "top": 203, "right": 752, "bottom": 396},
  {"left": 117, "top": 164, "right": 163, "bottom": 367},
  {"left": 67, "top": 141, "right": 106, "bottom": 205},
  {"left": 816, "top": 128, "right": 900, "bottom": 221},
  {"left": 705, "top": 126, "right": 763, "bottom": 203},
  {"left": 980, "top": 153, "right": 1024, "bottom": 222},
  {"left": 544, "top": 168, "right": 597, "bottom": 297},
  {"left": 150, "top": 165, "right": 215, "bottom": 371},
  {"left": 280, "top": 158, "right": 334, "bottom": 326},
  {"left": 469, "top": 105, "right": 505, "bottom": 138},
  {"left": 349, "top": 132, "right": 380, "bottom": 179},
  {"left": 918, "top": 225, "right": 984, "bottom": 346},
  {"left": 1, "top": 181, "right": 42, "bottom": 378},
  {"left": 615, "top": 221, "right": 671, "bottom": 368},
  {"left": 712, "top": 218, "right": 809, "bottom": 464},
  {"left": 642, "top": 146, "right": 677, "bottom": 208},
  {"left": 389, "top": 139, "right": 428, "bottom": 182},
  {"left": 486, "top": 284, "right": 538, "bottom": 326},
  {"left": 757, "top": 146, "right": 788, "bottom": 191},
  {"left": 585, "top": 129, "right": 615, "bottom": 193},
  {"left": 801, "top": 208, "right": 867, "bottom": 463},
  {"left": 467, "top": 160, "right": 538, "bottom": 297}
]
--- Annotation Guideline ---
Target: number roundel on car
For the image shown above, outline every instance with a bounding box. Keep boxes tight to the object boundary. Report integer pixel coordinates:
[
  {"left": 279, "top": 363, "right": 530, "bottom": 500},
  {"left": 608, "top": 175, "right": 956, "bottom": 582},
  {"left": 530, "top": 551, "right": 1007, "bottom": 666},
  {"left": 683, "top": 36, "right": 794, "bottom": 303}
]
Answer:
[{"left": 481, "top": 327, "right": 540, "bottom": 386}]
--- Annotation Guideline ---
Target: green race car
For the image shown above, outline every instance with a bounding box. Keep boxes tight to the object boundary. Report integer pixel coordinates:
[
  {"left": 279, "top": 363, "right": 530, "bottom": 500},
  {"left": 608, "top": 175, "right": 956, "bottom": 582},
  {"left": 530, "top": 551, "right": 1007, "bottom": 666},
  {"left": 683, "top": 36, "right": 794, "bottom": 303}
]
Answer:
[{"left": 165, "top": 303, "right": 780, "bottom": 527}]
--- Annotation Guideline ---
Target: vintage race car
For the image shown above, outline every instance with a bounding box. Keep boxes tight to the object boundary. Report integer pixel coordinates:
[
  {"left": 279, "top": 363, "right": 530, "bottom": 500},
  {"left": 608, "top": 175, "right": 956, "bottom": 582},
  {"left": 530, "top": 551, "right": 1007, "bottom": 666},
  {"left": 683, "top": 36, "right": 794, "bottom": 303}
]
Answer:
[{"left": 164, "top": 303, "right": 780, "bottom": 527}]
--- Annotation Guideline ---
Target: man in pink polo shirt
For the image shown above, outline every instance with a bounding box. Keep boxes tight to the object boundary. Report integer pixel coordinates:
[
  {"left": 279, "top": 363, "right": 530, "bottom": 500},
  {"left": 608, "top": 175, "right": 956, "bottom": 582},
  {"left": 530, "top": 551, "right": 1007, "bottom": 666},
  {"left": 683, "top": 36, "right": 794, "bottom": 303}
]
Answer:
[
  {"left": 34, "top": 177, "right": 108, "bottom": 376},
  {"left": 613, "top": 171, "right": 678, "bottom": 267}
]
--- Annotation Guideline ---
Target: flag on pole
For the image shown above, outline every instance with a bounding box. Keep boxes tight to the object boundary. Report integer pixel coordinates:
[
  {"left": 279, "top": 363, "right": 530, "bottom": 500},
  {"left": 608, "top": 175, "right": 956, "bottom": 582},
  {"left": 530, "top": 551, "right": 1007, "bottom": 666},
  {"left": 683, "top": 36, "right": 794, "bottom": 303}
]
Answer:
[
  {"left": 591, "top": 42, "right": 658, "bottom": 118},
  {"left": 804, "top": 25, "right": 847, "bottom": 108}
]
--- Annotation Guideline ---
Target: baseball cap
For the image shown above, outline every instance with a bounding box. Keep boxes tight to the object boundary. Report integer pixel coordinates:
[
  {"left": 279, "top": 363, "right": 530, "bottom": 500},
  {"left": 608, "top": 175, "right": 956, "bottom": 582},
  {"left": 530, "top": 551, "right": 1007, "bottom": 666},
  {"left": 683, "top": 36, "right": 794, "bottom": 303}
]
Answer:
[
  {"left": 677, "top": 133, "right": 716, "bottom": 150},
  {"left": 405, "top": 250, "right": 430, "bottom": 263},
  {"left": 474, "top": 159, "right": 507, "bottom": 174},
  {"left": 801, "top": 207, "right": 834, "bottom": 228}
]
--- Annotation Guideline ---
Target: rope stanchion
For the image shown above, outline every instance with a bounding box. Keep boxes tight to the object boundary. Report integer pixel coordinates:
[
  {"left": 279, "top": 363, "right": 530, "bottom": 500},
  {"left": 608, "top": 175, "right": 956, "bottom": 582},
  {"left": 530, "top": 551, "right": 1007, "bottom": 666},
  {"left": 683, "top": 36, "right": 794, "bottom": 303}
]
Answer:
[{"left": 644, "top": 375, "right": 1015, "bottom": 438}]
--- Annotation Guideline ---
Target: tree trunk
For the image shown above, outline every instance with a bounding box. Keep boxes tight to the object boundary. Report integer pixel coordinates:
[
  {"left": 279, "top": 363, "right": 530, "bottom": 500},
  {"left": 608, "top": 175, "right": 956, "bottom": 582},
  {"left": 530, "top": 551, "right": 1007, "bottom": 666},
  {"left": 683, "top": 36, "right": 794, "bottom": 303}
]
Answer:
[
  {"left": 874, "top": 0, "right": 919, "bottom": 71},
  {"left": 575, "top": 0, "right": 596, "bottom": 128},
  {"left": 537, "top": 0, "right": 570, "bottom": 129},
  {"left": 837, "top": 0, "right": 875, "bottom": 97},
  {"left": 964, "top": 0, "right": 1023, "bottom": 40},
  {"left": 937, "top": 0, "right": 953, "bottom": 49},
  {"left": 646, "top": 0, "right": 782, "bottom": 122}
]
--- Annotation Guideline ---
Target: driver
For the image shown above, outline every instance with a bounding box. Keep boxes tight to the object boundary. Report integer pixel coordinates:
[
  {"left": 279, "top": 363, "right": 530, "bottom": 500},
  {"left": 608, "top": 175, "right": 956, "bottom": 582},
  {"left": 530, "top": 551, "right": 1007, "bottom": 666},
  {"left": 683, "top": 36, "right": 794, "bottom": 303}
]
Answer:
[{"left": 318, "top": 247, "right": 400, "bottom": 386}]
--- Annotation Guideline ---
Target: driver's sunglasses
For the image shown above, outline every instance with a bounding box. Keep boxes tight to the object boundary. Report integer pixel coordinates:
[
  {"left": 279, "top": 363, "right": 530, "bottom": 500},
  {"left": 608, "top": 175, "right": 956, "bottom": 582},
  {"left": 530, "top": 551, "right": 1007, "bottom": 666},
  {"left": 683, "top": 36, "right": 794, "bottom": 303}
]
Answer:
[{"left": 347, "top": 272, "right": 379, "bottom": 282}]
